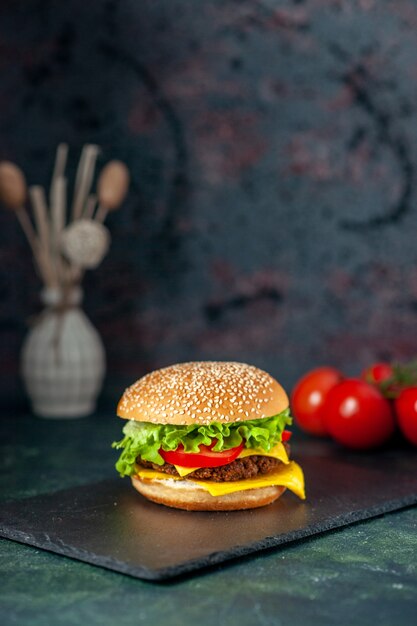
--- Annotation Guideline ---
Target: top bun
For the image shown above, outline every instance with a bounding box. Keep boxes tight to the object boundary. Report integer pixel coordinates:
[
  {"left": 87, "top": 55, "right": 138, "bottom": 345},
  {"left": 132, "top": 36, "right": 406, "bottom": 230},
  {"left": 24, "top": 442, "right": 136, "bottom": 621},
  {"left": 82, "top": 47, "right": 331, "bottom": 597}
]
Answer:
[{"left": 117, "top": 361, "right": 288, "bottom": 426}]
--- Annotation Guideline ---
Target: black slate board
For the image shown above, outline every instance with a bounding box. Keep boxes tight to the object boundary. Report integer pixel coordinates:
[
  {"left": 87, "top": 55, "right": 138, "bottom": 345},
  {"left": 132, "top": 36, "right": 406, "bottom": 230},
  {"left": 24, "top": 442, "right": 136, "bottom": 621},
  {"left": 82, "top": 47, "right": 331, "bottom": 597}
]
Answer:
[{"left": 1, "top": 440, "right": 417, "bottom": 581}]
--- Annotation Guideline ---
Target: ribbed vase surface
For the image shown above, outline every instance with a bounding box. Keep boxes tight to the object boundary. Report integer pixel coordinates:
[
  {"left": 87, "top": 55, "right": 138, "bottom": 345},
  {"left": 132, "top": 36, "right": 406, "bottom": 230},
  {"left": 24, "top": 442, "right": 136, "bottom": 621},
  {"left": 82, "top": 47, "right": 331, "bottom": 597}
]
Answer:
[{"left": 21, "top": 288, "right": 105, "bottom": 418}]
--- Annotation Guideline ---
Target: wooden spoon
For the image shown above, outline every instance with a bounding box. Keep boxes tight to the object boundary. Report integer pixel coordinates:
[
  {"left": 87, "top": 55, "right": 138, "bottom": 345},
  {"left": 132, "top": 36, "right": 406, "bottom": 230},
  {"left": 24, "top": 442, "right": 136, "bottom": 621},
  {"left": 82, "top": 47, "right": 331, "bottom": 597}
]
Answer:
[
  {"left": 0, "top": 161, "right": 27, "bottom": 209},
  {"left": 0, "top": 162, "right": 57, "bottom": 285},
  {"left": 95, "top": 160, "right": 129, "bottom": 222}
]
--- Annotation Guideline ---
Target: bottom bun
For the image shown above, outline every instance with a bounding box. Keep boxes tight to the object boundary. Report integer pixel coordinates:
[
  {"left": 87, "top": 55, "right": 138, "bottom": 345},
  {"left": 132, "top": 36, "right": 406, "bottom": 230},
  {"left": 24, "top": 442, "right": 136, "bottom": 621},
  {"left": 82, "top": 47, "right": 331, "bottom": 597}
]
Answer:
[{"left": 131, "top": 475, "right": 286, "bottom": 511}]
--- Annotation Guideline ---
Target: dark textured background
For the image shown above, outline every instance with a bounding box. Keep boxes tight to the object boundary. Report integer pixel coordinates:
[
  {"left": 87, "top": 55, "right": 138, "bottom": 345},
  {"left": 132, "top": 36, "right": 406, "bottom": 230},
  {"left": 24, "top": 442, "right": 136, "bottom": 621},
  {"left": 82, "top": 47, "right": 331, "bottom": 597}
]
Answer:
[{"left": 2, "top": 0, "right": 417, "bottom": 412}]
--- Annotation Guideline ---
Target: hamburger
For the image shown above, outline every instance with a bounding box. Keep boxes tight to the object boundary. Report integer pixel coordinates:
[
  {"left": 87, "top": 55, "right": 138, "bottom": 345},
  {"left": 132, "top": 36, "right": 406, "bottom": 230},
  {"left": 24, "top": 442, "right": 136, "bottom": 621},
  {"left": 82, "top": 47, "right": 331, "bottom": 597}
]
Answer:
[{"left": 112, "top": 361, "right": 305, "bottom": 511}]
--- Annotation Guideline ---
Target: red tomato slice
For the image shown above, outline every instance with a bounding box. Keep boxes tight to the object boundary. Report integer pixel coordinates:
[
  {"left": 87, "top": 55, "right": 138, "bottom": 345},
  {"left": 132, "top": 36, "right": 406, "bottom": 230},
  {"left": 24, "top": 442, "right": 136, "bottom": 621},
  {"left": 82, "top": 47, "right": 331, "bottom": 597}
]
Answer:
[
  {"left": 160, "top": 440, "right": 245, "bottom": 467},
  {"left": 281, "top": 430, "right": 292, "bottom": 442}
]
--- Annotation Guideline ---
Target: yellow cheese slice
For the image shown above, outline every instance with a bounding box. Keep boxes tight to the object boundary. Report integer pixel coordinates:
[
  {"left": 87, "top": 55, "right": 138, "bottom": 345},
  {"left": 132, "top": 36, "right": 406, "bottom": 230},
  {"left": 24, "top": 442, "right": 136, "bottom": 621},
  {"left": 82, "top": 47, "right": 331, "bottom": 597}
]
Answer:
[
  {"left": 238, "top": 442, "right": 289, "bottom": 464},
  {"left": 174, "top": 464, "right": 200, "bottom": 477},
  {"left": 135, "top": 461, "right": 305, "bottom": 500},
  {"left": 173, "top": 442, "right": 290, "bottom": 477}
]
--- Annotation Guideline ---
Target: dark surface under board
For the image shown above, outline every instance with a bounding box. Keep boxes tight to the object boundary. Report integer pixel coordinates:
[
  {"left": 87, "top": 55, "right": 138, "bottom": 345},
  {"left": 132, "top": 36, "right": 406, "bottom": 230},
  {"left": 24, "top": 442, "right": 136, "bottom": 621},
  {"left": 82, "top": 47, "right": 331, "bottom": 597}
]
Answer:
[{"left": 1, "top": 440, "right": 417, "bottom": 581}]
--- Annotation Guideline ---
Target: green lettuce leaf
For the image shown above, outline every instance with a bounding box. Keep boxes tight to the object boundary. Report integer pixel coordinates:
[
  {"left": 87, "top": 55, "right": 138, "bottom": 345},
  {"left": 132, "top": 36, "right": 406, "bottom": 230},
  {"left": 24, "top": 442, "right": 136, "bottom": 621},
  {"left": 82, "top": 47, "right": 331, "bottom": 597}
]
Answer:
[{"left": 112, "top": 409, "right": 292, "bottom": 477}]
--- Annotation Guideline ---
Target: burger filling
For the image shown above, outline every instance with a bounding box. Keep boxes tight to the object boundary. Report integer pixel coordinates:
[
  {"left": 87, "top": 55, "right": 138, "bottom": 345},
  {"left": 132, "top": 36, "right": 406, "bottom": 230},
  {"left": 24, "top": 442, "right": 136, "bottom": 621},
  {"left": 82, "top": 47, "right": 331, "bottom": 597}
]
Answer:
[
  {"left": 112, "top": 408, "right": 292, "bottom": 481},
  {"left": 136, "top": 449, "right": 289, "bottom": 482}
]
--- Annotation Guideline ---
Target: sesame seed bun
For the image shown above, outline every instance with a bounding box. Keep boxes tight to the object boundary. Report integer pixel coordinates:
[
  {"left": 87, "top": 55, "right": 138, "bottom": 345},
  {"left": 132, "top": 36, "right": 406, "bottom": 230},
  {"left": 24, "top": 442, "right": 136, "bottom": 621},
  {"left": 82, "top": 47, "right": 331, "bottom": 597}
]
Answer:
[
  {"left": 131, "top": 475, "right": 286, "bottom": 511},
  {"left": 117, "top": 361, "right": 289, "bottom": 425}
]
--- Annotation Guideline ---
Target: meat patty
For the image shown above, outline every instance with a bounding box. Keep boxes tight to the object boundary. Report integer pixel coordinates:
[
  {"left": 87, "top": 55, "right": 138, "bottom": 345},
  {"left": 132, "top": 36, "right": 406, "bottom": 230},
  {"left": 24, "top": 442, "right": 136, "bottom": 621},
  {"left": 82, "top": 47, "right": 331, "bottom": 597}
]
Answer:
[{"left": 137, "top": 454, "right": 284, "bottom": 482}]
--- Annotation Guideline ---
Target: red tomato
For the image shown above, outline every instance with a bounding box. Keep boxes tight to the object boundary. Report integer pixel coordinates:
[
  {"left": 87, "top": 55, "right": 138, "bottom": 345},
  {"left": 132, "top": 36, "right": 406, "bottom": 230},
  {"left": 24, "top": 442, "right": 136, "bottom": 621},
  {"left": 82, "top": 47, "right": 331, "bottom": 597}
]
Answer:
[
  {"left": 160, "top": 440, "right": 244, "bottom": 467},
  {"left": 362, "top": 362, "right": 394, "bottom": 385},
  {"left": 281, "top": 430, "right": 292, "bottom": 442},
  {"left": 291, "top": 367, "right": 343, "bottom": 436},
  {"left": 395, "top": 387, "right": 417, "bottom": 446},
  {"left": 322, "top": 379, "right": 395, "bottom": 450}
]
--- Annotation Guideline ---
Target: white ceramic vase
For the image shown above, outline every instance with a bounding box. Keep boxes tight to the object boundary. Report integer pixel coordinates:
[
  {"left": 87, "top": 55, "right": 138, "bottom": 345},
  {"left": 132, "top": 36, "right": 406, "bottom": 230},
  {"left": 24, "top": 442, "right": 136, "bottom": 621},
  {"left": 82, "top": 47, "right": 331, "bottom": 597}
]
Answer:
[{"left": 21, "top": 287, "right": 106, "bottom": 418}]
